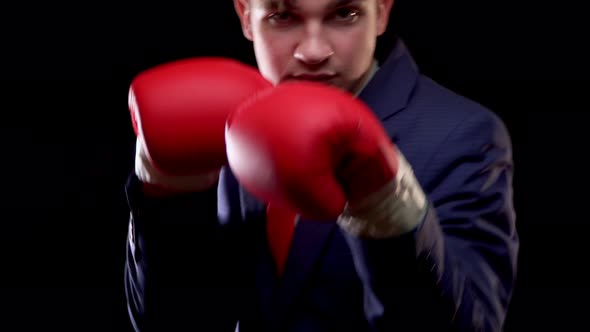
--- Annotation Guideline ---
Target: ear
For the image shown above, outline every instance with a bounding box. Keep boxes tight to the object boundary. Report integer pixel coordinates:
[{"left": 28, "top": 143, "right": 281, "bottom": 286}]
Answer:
[
  {"left": 234, "top": 0, "right": 253, "bottom": 41},
  {"left": 376, "top": 0, "right": 394, "bottom": 36}
]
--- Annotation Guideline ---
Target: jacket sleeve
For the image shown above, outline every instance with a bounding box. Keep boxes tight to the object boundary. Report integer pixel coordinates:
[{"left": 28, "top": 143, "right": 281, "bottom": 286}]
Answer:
[
  {"left": 124, "top": 167, "right": 246, "bottom": 332},
  {"left": 343, "top": 111, "right": 519, "bottom": 331}
]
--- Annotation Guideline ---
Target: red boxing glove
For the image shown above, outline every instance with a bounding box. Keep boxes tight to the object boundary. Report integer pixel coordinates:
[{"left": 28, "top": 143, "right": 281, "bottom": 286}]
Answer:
[
  {"left": 129, "top": 57, "right": 271, "bottom": 195},
  {"left": 226, "top": 82, "right": 427, "bottom": 237}
]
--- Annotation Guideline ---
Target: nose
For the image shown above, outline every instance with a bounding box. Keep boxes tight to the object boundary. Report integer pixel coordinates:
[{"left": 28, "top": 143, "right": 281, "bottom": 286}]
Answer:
[{"left": 293, "top": 24, "right": 334, "bottom": 65}]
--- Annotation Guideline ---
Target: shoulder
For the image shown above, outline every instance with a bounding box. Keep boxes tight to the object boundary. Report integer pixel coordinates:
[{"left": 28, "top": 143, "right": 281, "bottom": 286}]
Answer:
[
  {"left": 415, "top": 75, "right": 507, "bottom": 132},
  {"left": 385, "top": 75, "right": 512, "bottom": 187},
  {"left": 422, "top": 76, "right": 511, "bottom": 152},
  {"left": 395, "top": 74, "right": 511, "bottom": 150}
]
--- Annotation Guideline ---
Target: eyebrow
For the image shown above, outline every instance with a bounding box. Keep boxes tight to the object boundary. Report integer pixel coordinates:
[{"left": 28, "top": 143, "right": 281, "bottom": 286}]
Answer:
[
  {"left": 262, "top": 0, "right": 364, "bottom": 11},
  {"left": 261, "top": 0, "right": 293, "bottom": 11}
]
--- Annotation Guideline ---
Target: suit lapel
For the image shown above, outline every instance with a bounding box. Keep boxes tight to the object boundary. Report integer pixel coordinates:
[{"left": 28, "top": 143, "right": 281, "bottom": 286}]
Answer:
[{"left": 359, "top": 38, "right": 419, "bottom": 121}]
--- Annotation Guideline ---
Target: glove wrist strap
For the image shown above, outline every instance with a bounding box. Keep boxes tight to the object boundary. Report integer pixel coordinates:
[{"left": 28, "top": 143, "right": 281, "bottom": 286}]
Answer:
[
  {"left": 337, "top": 153, "right": 428, "bottom": 239},
  {"left": 135, "top": 137, "right": 220, "bottom": 193}
]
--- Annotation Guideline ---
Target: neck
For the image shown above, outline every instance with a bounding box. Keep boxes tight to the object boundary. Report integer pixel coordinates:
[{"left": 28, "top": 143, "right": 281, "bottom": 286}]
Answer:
[{"left": 352, "top": 59, "right": 379, "bottom": 97}]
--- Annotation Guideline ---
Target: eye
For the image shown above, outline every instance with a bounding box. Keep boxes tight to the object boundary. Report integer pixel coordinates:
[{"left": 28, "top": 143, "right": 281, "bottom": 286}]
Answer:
[
  {"left": 331, "top": 8, "right": 360, "bottom": 23},
  {"left": 267, "top": 11, "right": 296, "bottom": 25}
]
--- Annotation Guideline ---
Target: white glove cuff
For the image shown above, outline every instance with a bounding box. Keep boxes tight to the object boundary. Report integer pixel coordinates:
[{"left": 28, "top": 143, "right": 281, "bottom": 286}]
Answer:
[
  {"left": 134, "top": 136, "right": 220, "bottom": 192},
  {"left": 337, "top": 153, "right": 428, "bottom": 239}
]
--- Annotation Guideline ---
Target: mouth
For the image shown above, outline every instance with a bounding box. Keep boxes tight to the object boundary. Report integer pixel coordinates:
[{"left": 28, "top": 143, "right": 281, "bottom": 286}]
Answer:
[{"left": 287, "top": 73, "right": 338, "bottom": 84}]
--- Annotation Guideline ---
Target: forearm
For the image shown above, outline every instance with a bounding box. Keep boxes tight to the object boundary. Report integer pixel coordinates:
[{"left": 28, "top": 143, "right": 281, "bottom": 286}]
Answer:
[
  {"left": 124, "top": 173, "right": 241, "bottom": 332},
  {"left": 343, "top": 206, "right": 515, "bottom": 332}
]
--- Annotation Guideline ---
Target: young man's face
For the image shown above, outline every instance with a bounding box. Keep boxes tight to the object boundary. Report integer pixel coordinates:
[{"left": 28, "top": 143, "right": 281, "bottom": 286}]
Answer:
[{"left": 235, "top": 0, "right": 393, "bottom": 93}]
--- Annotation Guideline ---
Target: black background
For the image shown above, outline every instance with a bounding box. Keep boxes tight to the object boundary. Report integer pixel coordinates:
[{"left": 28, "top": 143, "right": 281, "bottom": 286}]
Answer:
[{"left": 1, "top": 1, "right": 588, "bottom": 331}]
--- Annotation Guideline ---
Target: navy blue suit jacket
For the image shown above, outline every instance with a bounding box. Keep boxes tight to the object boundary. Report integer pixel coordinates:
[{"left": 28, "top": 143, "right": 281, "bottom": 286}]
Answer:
[{"left": 124, "top": 39, "right": 519, "bottom": 332}]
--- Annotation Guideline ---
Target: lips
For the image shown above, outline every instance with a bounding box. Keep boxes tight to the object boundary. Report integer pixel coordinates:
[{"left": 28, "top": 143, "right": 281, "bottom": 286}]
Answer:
[{"left": 289, "top": 73, "right": 337, "bottom": 83}]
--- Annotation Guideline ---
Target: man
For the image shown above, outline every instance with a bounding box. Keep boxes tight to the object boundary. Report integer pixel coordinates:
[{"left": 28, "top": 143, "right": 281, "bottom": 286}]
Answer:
[{"left": 124, "top": 0, "right": 519, "bottom": 331}]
